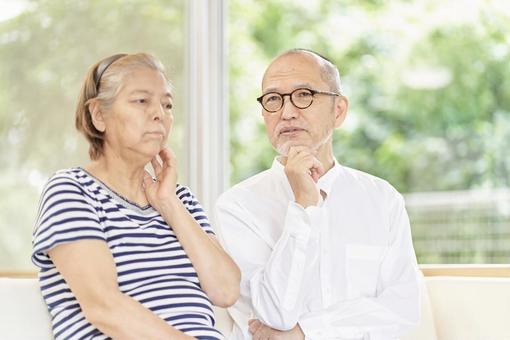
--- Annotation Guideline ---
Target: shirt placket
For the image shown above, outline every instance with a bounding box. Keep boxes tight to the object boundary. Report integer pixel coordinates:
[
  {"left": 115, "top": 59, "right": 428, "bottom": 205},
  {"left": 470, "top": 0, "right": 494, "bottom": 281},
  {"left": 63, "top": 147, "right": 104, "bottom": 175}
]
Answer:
[{"left": 320, "top": 210, "right": 333, "bottom": 307}]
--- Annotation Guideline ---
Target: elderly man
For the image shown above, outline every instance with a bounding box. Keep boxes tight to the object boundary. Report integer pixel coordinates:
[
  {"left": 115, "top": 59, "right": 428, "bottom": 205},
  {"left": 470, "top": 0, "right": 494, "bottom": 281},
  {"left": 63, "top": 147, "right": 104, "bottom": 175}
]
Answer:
[{"left": 216, "top": 49, "right": 420, "bottom": 340}]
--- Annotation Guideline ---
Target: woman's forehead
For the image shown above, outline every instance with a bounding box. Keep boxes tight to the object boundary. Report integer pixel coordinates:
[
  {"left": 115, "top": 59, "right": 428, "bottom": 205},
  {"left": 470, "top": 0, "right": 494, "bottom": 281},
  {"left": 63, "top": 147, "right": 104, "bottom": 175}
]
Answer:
[{"left": 121, "top": 68, "right": 172, "bottom": 96}]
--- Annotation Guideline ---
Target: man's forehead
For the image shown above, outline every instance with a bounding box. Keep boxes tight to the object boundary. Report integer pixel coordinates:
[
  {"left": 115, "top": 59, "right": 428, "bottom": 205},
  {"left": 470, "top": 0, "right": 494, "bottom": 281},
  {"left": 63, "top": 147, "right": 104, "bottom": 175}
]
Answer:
[{"left": 262, "top": 55, "right": 323, "bottom": 91}]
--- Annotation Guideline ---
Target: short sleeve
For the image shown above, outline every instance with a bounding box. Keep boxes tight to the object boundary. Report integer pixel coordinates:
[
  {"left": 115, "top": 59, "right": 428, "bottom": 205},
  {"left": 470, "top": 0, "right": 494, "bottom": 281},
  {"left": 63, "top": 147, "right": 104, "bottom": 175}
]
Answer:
[
  {"left": 175, "top": 185, "right": 215, "bottom": 235},
  {"left": 32, "top": 174, "right": 106, "bottom": 269}
]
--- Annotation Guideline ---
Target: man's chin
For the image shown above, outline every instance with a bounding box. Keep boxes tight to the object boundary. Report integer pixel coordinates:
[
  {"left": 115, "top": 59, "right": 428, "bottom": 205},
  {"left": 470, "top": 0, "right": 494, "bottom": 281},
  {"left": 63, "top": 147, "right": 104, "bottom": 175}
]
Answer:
[{"left": 274, "top": 141, "right": 309, "bottom": 156}]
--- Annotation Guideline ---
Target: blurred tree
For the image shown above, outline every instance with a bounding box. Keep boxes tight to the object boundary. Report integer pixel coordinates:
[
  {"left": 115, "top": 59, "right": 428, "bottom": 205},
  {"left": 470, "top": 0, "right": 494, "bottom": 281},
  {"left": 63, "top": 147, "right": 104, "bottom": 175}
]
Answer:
[
  {"left": 229, "top": 0, "right": 510, "bottom": 193},
  {"left": 228, "top": 0, "right": 510, "bottom": 264}
]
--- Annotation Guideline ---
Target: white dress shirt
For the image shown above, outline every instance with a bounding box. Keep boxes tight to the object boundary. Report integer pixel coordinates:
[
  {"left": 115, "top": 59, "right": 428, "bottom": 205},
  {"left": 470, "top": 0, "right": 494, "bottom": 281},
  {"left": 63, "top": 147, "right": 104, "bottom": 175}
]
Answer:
[{"left": 215, "top": 158, "right": 420, "bottom": 340}]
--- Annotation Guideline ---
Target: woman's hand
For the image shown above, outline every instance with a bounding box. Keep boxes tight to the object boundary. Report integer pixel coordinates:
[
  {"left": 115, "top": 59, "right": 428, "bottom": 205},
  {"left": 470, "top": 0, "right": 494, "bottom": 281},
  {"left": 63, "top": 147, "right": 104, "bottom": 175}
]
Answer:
[{"left": 143, "top": 147, "right": 179, "bottom": 211}]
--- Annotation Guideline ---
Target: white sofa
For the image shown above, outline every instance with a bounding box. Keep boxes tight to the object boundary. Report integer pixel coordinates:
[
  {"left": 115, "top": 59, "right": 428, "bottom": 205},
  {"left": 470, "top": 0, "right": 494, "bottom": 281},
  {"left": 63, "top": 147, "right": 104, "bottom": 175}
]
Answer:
[{"left": 1, "top": 275, "right": 509, "bottom": 340}]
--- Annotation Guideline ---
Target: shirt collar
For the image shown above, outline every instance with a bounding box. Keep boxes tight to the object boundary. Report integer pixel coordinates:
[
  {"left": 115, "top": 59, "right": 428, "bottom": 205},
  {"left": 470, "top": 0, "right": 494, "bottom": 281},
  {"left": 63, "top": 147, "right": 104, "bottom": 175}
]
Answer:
[{"left": 270, "top": 157, "right": 342, "bottom": 197}]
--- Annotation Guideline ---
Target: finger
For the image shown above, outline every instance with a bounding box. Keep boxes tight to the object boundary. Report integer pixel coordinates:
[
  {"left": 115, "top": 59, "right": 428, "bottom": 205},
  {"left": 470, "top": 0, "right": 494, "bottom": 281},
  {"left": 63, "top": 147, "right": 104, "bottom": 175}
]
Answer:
[
  {"left": 311, "top": 157, "right": 325, "bottom": 176},
  {"left": 288, "top": 149, "right": 315, "bottom": 166},
  {"left": 248, "top": 319, "right": 261, "bottom": 334},
  {"left": 260, "top": 326, "right": 273, "bottom": 340},
  {"left": 159, "top": 147, "right": 178, "bottom": 169},
  {"left": 251, "top": 324, "right": 266, "bottom": 340},
  {"left": 289, "top": 153, "right": 315, "bottom": 170},
  {"left": 287, "top": 145, "right": 310, "bottom": 159},
  {"left": 158, "top": 147, "right": 171, "bottom": 164},
  {"left": 253, "top": 321, "right": 266, "bottom": 336},
  {"left": 310, "top": 168, "right": 320, "bottom": 183},
  {"left": 142, "top": 171, "right": 154, "bottom": 189},
  {"left": 151, "top": 157, "right": 163, "bottom": 176}
]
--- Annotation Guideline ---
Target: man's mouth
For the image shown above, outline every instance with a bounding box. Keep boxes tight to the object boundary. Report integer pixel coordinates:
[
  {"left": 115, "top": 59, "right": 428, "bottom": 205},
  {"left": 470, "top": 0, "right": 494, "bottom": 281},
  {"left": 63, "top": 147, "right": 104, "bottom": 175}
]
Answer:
[{"left": 279, "top": 127, "right": 306, "bottom": 135}]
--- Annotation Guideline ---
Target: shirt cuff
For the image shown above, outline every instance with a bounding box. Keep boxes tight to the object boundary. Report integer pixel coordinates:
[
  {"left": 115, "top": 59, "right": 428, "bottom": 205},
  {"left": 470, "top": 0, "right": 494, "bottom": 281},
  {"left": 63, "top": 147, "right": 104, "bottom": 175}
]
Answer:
[{"left": 286, "top": 201, "right": 326, "bottom": 239}]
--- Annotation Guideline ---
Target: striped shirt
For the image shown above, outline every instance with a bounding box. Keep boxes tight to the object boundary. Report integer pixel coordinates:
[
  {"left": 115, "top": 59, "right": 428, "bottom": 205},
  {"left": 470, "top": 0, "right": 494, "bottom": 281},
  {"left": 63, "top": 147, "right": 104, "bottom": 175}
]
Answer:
[{"left": 32, "top": 168, "right": 224, "bottom": 340}]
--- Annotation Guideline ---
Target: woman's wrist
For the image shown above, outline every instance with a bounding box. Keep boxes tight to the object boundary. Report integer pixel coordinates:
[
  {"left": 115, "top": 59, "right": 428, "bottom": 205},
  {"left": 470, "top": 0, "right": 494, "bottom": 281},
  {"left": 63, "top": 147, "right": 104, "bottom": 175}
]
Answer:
[{"left": 157, "top": 196, "right": 185, "bottom": 224}]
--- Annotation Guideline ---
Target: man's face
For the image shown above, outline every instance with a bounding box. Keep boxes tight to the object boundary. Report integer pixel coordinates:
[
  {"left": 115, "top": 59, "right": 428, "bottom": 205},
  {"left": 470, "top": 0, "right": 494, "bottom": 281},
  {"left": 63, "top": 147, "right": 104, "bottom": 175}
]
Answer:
[{"left": 261, "top": 54, "right": 346, "bottom": 156}]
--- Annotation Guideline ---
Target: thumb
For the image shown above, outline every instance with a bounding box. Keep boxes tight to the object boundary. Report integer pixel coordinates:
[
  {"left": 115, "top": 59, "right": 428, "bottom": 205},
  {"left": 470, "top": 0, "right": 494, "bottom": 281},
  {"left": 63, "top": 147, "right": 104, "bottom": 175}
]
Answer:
[
  {"left": 142, "top": 171, "right": 154, "bottom": 189},
  {"left": 311, "top": 168, "right": 320, "bottom": 183}
]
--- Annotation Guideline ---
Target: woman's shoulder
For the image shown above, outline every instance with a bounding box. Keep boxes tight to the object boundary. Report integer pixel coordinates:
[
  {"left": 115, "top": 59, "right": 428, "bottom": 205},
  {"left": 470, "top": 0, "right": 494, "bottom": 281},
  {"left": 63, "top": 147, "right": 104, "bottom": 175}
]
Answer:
[
  {"left": 47, "top": 167, "right": 86, "bottom": 184},
  {"left": 42, "top": 167, "right": 95, "bottom": 195}
]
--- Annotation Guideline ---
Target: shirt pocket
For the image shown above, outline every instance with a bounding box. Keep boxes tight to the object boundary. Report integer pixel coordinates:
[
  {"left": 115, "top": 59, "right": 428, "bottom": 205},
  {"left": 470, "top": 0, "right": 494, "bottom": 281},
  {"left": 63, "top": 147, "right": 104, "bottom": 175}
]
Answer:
[{"left": 345, "top": 244, "right": 386, "bottom": 298}]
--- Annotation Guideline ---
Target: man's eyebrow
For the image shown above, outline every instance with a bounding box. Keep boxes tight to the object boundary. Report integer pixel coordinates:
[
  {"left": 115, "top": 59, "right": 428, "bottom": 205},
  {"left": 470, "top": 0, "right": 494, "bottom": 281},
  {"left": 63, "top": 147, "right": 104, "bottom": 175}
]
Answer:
[{"left": 262, "top": 83, "right": 313, "bottom": 94}]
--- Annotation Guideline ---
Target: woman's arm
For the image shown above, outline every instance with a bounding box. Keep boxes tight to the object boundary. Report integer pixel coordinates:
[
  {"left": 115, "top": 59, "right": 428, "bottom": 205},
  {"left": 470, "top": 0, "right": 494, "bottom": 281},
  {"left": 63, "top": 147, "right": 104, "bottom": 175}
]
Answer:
[
  {"left": 49, "top": 239, "right": 193, "bottom": 340},
  {"left": 159, "top": 197, "right": 241, "bottom": 307},
  {"left": 143, "top": 148, "right": 241, "bottom": 307}
]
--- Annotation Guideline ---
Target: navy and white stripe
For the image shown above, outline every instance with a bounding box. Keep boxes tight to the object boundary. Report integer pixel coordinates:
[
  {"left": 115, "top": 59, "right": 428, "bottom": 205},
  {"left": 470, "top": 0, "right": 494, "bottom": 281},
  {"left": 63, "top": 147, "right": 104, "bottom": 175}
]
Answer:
[{"left": 32, "top": 168, "right": 223, "bottom": 340}]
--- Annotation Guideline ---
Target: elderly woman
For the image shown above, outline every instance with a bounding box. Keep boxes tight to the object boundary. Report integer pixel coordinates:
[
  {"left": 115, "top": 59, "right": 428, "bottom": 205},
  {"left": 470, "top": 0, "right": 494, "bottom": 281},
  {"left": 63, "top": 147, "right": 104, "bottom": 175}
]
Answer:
[{"left": 31, "top": 53, "right": 240, "bottom": 339}]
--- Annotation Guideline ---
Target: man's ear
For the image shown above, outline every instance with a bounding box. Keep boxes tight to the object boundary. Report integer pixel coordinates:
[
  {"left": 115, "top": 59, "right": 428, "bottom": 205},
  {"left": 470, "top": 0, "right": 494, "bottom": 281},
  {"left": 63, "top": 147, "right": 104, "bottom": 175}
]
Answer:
[
  {"left": 334, "top": 95, "right": 349, "bottom": 128},
  {"left": 88, "top": 100, "right": 106, "bottom": 132}
]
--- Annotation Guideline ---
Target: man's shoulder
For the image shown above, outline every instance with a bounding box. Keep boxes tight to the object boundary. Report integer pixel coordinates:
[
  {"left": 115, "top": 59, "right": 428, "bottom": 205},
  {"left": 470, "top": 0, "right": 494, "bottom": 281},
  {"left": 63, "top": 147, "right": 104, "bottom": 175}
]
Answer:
[{"left": 340, "top": 165, "right": 401, "bottom": 198}]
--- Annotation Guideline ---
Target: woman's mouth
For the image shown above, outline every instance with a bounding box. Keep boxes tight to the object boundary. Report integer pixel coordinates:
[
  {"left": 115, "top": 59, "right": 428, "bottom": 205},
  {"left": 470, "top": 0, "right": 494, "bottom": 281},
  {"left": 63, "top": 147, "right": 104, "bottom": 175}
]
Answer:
[{"left": 145, "top": 131, "right": 165, "bottom": 138}]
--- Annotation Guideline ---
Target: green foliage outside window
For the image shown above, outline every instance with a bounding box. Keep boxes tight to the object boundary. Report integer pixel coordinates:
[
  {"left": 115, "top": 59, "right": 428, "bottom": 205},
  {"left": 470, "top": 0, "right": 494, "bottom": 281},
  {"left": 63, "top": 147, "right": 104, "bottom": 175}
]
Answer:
[
  {"left": 0, "top": 0, "right": 186, "bottom": 270},
  {"left": 228, "top": 0, "right": 510, "bottom": 263}
]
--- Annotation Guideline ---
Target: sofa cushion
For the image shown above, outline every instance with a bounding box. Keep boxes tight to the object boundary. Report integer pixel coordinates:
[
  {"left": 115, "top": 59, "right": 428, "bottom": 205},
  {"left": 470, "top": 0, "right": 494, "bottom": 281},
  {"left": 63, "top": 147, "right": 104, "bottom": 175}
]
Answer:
[
  {"left": 426, "top": 277, "right": 510, "bottom": 340},
  {"left": 0, "top": 278, "right": 234, "bottom": 339},
  {"left": 0, "top": 278, "right": 53, "bottom": 340}
]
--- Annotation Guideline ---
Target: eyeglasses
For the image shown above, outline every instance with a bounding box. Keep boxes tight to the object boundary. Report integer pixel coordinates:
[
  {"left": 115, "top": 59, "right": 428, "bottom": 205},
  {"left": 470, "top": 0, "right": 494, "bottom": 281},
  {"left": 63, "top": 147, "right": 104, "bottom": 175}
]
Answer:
[
  {"left": 94, "top": 53, "right": 127, "bottom": 91},
  {"left": 256, "top": 88, "right": 341, "bottom": 113}
]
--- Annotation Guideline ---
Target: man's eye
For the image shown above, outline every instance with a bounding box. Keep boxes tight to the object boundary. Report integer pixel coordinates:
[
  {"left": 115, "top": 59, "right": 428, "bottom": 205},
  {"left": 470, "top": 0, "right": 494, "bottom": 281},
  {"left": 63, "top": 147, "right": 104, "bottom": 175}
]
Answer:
[
  {"left": 165, "top": 103, "right": 173, "bottom": 110},
  {"left": 265, "top": 95, "right": 280, "bottom": 102},
  {"left": 135, "top": 98, "right": 147, "bottom": 104},
  {"left": 296, "top": 90, "right": 312, "bottom": 97}
]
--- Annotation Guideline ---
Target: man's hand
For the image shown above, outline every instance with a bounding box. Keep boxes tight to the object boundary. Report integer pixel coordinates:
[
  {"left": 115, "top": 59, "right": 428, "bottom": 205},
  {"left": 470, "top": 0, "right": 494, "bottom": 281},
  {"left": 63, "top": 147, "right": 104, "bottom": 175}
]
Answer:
[
  {"left": 283, "top": 146, "right": 325, "bottom": 208},
  {"left": 248, "top": 319, "right": 305, "bottom": 340}
]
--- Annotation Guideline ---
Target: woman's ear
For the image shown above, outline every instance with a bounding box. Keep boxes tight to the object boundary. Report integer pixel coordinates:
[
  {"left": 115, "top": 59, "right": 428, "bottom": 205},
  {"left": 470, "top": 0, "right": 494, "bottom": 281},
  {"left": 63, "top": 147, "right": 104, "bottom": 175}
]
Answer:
[{"left": 88, "top": 100, "right": 106, "bottom": 132}]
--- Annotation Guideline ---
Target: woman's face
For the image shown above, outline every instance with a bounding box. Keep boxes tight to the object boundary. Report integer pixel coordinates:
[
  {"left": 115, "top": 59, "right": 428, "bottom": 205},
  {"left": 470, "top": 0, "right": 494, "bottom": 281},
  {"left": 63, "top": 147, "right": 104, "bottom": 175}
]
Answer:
[{"left": 102, "top": 67, "right": 173, "bottom": 160}]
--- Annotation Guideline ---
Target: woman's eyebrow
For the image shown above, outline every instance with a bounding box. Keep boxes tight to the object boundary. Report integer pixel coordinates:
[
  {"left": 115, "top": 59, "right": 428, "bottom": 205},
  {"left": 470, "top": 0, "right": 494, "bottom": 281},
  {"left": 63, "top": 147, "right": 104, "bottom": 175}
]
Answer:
[
  {"left": 129, "top": 89, "right": 173, "bottom": 98},
  {"left": 128, "top": 89, "right": 152, "bottom": 95}
]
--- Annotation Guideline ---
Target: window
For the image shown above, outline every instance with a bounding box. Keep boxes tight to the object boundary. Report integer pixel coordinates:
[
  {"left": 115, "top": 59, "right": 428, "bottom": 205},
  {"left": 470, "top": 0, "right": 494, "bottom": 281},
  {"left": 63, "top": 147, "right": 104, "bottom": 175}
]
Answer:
[
  {"left": 228, "top": 0, "right": 510, "bottom": 263},
  {"left": 0, "top": 0, "right": 188, "bottom": 271}
]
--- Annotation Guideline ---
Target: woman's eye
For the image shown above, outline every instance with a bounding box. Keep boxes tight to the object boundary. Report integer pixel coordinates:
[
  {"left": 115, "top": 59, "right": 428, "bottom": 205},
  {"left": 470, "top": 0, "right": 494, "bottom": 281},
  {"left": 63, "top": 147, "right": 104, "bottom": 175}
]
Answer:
[
  {"left": 165, "top": 103, "right": 173, "bottom": 110},
  {"left": 134, "top": 98, "right": 147, "bottom": 104}
]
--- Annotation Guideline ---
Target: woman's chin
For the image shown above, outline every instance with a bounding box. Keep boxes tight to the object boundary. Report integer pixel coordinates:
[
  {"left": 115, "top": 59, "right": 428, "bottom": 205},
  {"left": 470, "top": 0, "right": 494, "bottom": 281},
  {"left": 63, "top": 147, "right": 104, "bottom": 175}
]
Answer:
[{"left": 139, "top": 145, "right": 163, "bottom": 160}]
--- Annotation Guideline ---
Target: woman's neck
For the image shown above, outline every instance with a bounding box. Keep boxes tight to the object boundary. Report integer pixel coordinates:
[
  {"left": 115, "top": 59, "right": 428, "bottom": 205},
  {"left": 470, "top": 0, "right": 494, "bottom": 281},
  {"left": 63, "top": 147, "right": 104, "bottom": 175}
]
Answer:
[{"left": 84, "top": 154, "right": 149, "bottom": 207}]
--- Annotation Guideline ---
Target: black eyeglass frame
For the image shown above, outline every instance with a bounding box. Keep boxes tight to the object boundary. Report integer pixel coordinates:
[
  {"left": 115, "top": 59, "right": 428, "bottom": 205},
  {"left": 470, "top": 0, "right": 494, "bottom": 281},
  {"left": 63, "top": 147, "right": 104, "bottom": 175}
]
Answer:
[
  {"left": 256, "top": 88, "right": 342, "bottom": 113},
  {"left": 94, "top": 53, "right": 128, "bottom": 91}
]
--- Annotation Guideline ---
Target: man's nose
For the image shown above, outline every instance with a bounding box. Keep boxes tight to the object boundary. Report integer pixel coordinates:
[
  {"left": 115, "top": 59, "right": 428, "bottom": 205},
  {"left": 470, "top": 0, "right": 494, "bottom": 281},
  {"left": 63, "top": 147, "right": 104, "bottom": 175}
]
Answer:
[{"left": 280, "top": 95, "right": 299, "bottom": 120}]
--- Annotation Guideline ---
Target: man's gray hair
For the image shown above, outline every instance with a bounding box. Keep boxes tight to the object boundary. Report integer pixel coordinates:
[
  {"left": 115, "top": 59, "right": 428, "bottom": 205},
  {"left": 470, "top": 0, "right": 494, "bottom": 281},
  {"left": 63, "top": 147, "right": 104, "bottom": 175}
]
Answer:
[{"left": 278, "top": 48, "right": 342, "bottom": 94}]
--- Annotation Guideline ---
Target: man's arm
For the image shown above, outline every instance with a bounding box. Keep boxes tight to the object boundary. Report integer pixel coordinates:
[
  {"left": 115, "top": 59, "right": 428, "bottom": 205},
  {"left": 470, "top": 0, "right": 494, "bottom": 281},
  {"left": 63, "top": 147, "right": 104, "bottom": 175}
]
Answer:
[
  {"left": 217, "top": 147, "right": 328, "bottom": 332},
  {"left": 298, "top": 194, "right": 421, "bottom": 340},
  {"left": 216, "top": 197, "right": 324, "bottom": 331}
]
